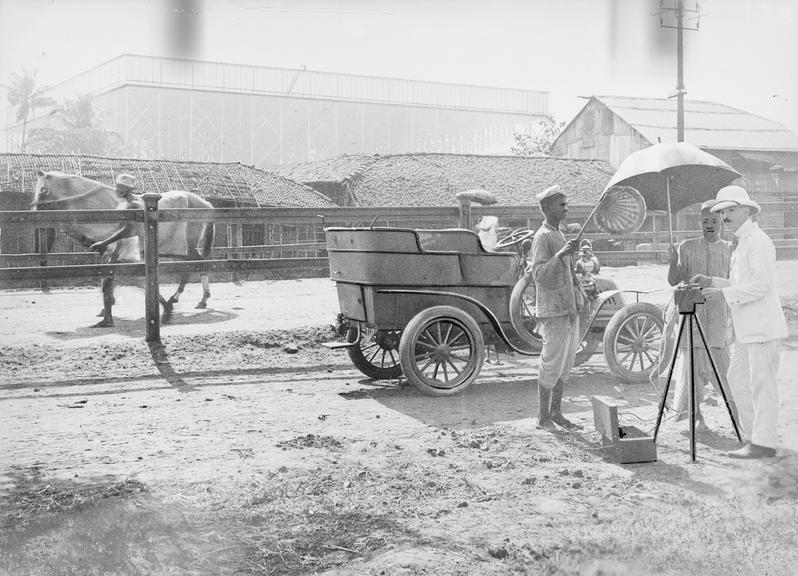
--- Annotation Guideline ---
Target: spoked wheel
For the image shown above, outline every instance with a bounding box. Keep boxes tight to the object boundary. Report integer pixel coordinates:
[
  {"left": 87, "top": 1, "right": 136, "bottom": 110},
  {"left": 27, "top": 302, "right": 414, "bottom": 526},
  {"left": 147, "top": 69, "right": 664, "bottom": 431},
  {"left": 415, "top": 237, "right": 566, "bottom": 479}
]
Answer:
[
  {"left": 399, "top": 306, "right": 484, "bottom": 396},
  {"left": 347, "top": 325, "right": 402, "bottom": 380},
  {"left": 602, "top": 302, "right": 664, "bottom": 384},
  {"left": 508, "top": 273, "right": 544, "bottom": 352}
]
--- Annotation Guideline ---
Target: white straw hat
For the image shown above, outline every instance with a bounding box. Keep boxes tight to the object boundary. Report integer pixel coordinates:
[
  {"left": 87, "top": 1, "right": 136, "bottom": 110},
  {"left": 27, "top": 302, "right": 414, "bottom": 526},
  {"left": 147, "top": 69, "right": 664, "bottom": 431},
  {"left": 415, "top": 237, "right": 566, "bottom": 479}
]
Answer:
[{"left": 710, "top": 185, "right": 760, "bottom": 214}]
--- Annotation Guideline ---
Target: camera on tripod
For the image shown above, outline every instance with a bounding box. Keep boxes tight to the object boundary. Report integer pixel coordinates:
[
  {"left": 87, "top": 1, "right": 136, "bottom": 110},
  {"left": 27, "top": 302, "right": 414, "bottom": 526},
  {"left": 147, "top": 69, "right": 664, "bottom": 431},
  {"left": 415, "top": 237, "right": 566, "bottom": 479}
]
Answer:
[{"left": 674, "top": 285, "right": 705, "bottom": 312}]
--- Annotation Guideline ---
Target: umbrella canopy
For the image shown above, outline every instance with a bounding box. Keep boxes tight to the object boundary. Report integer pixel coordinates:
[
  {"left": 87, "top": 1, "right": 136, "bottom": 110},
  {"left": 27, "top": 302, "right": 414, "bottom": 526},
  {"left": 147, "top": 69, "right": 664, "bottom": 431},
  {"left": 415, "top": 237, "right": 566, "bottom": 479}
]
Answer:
[
  {"left": 593, "top": 185, "right": 647, "bottom": 235},
  {"left": 603, "top": 142, "right": 741, "bottom": 213}
]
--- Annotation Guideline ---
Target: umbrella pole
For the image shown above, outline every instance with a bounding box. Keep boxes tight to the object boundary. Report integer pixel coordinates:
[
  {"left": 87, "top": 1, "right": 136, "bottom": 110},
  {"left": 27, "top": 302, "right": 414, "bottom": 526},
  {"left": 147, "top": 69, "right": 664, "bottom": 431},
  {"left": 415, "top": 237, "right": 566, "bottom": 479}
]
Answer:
[
  {"left": 574, "top": 194, "right": 605, "bottom": 243},
  {"left": 665, "top": 176, "right": 675, "bottom": 247}
]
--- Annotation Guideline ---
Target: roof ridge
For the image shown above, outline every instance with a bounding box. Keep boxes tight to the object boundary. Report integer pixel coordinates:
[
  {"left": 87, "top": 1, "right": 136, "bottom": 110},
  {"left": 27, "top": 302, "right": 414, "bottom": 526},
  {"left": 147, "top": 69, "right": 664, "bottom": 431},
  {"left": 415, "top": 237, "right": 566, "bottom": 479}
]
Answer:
[
  {"left": 249, "top": 165, "right": 333, "bottom": 200},
  {"left": 367, "top": 151, "right": 611, "bottom": 163},
  {"left": 0, "top": 152, "right": 285, "bottom": 169},
  {"left": 632, "top": 123, "right": 794, "bottom": 133},
  {"left": 594, "top": 95, "right": 795, "bottom": 130},
  {"left": 592, "top": 94, "right": 726, "bottom": 106}
]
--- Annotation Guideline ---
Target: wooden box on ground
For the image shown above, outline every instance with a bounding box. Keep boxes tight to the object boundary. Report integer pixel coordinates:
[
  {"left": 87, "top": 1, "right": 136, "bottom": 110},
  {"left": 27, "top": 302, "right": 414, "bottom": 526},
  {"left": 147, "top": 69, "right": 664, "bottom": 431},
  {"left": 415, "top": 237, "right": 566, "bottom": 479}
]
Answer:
[{"left": 591, "top": 395, "right": 657, "bottom": 464}]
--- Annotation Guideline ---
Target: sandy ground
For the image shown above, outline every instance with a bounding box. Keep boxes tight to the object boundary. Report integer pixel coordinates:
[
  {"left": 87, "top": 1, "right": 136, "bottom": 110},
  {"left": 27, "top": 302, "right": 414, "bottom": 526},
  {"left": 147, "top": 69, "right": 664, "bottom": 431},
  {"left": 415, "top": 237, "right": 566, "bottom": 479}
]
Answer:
[{"left": 2, "top": 262, "right": 798, "bottom": 575}]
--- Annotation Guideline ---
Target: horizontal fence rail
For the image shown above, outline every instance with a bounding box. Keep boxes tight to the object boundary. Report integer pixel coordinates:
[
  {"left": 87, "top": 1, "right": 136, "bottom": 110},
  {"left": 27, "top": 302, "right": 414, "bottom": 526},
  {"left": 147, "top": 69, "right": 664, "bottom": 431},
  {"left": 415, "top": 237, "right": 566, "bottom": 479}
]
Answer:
[
  {"left": 0, "top": 258, "right": 329, "bottom": 282},
  {"left": 3, "top": 200, "right": 798, "bottom": 341},
  {"left": 4, "top": 202, "right": 798, "bottom": 225}
]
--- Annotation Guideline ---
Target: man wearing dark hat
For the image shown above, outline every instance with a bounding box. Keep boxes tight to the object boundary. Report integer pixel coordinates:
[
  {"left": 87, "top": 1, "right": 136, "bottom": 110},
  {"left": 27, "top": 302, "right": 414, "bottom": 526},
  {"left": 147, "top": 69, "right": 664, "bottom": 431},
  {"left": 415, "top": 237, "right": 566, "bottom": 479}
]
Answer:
[
  {"left": 529, "top": 184, "right": 582, "bottom": 430},
  {"left": 693, "top": 185, "right": 787, "bottom": 458},
  {"left": 665, "top": 199, "right": 733, "bottom": 430}
]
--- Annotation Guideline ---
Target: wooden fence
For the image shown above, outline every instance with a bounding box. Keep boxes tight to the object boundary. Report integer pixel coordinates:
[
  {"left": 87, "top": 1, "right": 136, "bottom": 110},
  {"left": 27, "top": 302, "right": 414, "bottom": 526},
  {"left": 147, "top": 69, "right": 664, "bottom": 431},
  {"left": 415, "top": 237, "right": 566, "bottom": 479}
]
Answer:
[{"left": 2, "top": 198, "right": 798, "bottom": 341}]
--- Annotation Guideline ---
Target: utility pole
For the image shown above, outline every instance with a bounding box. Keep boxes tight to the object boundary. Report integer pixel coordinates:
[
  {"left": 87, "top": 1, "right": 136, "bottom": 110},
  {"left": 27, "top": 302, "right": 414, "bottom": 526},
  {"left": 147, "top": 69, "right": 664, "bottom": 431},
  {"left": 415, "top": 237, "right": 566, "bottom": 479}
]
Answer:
[
  {"left": 660, "top": 0, "right": 700, "bottom": 142},
  {"left": 676, "top": 0, "right": 685, "bottom": 141}
]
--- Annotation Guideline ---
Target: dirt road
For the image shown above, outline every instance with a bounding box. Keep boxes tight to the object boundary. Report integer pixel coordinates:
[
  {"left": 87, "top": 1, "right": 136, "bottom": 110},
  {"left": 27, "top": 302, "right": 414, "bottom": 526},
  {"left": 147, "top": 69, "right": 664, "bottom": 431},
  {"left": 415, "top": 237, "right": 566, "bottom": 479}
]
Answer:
[{"left": 2, "top": 263, "right": 798, "bottom": 575}]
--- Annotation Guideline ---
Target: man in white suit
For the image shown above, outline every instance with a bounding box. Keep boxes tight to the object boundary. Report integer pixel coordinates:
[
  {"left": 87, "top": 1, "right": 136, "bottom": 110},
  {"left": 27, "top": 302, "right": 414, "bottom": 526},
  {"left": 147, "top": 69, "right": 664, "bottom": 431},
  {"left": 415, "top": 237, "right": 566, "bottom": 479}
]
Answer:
[{"left": 692, "top": 185, "right": 788, "bottom": 459}]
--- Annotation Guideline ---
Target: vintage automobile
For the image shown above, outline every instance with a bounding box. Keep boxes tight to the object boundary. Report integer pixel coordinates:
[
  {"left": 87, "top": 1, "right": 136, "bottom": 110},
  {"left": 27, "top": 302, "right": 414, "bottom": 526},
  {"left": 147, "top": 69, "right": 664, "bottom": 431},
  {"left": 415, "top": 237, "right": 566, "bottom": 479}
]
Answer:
[{"left": 325, "top": 223, "right": 664, "bottom": 396}]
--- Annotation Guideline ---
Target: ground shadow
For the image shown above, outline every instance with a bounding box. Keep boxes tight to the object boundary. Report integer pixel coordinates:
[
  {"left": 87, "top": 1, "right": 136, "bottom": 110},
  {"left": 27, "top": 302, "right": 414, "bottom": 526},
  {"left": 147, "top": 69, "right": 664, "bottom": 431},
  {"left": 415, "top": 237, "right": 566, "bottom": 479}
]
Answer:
[
  {"left": 628, "top": 459, "right": 725, "bottom": 497},
  {"left": 678, "top": 428, "right": 742, "bottom": 452},
  {"left": 45, "top": 308, "right": 237, "bottom": 341},
  {"left": 371, "top": 379, "right": 539, "bottom": 430},
  {"left": 147, "top": 340, "right": 196, "bottom": 391},
  {"left": 2, "top": 362, "right": 352, "bottom": 394},
  {"left": 337, "top": 358, "right": 653, "bottom": 431},
  {"left": 341, "top": 356, "right": 659, "bottom": 429}
]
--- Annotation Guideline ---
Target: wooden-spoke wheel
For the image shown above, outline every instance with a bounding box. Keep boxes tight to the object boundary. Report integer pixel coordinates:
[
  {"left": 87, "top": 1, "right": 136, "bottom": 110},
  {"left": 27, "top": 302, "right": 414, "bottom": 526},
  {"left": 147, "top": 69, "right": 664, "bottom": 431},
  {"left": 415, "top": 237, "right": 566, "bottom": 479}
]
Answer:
[
  {"left": 602, "top": 302, "right": 664, "bottom": 384},
  {"left": 399, "top": 306, "right": 484, "bottom": 396},
  {"left": 347, "top": 325, "right": 402, "bottom": 380}
]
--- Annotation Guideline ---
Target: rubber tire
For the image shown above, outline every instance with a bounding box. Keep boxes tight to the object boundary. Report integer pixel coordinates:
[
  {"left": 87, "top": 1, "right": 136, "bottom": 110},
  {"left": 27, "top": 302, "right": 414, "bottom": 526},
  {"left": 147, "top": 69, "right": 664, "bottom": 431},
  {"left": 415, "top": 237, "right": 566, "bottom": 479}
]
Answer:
[
  {"left": 573, "top": 331, "right": 602, "bottom": 367},
  {"left": 399, "top": 306, "right": 484, "bottom": 396},
  {"left": 602, "top": 302, "right": 664, "bottom": 384},
  {"left": 346, "top": 326, "right": 403, "bottom": 380},
  {"left": 508, "top": 273, "right": 544, "bottom": 353}
]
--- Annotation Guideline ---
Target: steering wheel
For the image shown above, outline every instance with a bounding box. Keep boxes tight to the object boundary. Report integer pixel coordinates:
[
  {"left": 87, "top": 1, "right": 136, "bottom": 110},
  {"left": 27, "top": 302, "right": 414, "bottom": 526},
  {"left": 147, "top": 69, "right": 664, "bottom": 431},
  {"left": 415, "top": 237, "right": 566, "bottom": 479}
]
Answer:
[{"left": 496, "top": 228, "right": 535, "bottom": 249}]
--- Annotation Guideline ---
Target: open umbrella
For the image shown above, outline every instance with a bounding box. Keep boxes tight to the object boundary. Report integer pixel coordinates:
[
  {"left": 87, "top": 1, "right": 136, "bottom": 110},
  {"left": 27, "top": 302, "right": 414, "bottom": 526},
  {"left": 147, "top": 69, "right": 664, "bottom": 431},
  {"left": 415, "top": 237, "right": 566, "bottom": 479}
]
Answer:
[{"left": 602, "top": 142, "right": 742, "bottom": 245}]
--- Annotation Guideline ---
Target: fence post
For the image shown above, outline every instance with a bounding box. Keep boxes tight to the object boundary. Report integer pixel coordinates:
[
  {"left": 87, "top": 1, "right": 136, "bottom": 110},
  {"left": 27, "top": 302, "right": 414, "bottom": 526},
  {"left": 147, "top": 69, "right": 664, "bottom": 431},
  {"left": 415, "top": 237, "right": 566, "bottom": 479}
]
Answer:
[
  {"left": 457, "top": 196, "right": 472, "bottom": 229},
  {"left": 142, "top": 193, "right": 162, "bottom": 342},
  {"left": 37, "top": 228, "right": 50, "bottom": 293}
]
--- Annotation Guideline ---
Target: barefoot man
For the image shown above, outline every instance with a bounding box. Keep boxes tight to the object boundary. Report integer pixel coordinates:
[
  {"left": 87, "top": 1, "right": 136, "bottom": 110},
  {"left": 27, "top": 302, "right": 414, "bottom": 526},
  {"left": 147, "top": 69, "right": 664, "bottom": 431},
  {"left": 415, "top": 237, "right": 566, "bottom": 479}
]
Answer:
[{"left": 530, "top": 185, "right": 583, "bottom": 430}]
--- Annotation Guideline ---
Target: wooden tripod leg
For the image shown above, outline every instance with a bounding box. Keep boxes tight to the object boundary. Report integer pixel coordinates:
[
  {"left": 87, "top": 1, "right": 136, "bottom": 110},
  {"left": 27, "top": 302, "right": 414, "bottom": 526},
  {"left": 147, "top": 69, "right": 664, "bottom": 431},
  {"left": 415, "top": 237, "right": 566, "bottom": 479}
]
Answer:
[
  {"left": 693, "top": 315, "right": 742, "bottom": 442},
  {"left": 653, "top": 313, "right": 688, "bottom": 441},
  {"left": 687, "top": 315, "right": 696, "bottom": 462}
]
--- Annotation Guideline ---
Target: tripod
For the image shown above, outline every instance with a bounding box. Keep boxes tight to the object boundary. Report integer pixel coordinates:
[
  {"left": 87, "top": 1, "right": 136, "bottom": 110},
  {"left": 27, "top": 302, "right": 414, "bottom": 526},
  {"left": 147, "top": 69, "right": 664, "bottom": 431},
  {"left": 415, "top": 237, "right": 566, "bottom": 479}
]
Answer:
[{"left": 653, "top": 290, "right": 742, "bottom": 462}]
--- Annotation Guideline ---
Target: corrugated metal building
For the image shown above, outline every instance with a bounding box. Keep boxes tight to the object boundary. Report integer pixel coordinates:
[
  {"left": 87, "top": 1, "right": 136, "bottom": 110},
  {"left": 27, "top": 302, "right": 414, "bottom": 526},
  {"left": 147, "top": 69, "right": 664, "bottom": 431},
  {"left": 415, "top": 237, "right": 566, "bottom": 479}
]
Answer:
[
  {"left": 2, "top": 54, "right": 549, "bottom": 168},
  {"left": 551, "top": 95, "right": 798, "bottom": 170},
  {"left": 550, "top": 95, "right": 798, "bottom": 233}
]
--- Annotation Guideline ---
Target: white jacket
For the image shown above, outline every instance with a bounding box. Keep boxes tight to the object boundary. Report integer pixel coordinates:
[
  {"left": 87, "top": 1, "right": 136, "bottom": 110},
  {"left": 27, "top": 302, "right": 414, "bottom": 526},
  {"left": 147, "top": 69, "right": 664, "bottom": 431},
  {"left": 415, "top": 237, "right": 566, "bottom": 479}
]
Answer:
[{"left": 712, "top": 219, "right": 787, "bottom": 343}]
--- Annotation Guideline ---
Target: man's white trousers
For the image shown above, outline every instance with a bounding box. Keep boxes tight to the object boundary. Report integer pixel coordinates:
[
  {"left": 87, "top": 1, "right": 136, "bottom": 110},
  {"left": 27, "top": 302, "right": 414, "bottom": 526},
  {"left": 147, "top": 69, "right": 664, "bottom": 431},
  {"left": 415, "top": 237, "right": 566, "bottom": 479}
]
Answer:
[{"left": 727, "top": 339, "right": 782, "bottom": 449}]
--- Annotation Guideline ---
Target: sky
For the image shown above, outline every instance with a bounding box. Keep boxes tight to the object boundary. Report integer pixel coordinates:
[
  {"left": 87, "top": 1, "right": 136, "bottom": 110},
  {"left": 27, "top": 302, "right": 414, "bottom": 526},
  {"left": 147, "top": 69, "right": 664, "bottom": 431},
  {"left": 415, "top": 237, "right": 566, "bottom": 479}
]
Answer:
[{"left": 1, "top": 0, "right": 797, "bottom": 133}]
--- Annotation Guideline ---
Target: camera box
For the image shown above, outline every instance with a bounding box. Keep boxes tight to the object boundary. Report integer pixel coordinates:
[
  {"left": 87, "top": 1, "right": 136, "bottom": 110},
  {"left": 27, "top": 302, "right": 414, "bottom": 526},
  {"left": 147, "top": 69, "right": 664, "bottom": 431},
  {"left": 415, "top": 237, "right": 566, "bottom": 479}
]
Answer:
[{"left": 591, "top": 396, "right": 657, "bottom": 464}]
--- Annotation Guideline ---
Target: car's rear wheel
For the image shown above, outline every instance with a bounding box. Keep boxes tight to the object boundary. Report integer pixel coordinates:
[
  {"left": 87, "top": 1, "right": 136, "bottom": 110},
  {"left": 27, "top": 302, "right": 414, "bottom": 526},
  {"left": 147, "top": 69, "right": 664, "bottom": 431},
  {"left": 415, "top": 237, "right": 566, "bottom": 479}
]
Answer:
[{"left": 347, "top": 325, "right": 403, "bottom": 380}]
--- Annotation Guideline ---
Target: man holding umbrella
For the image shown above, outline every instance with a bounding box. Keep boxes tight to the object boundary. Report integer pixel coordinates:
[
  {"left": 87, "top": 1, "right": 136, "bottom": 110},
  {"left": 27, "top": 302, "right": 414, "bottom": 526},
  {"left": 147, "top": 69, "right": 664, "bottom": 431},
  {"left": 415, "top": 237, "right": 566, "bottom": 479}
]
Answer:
[
  {"left": 666, "top": 199, "right": 733, "bottom": 430},
  {"left": 530, "top": 185, "right": 583, "bottom": 431},
  {"left": 693, "top": 185, "right": 788, "bottom": 458}
]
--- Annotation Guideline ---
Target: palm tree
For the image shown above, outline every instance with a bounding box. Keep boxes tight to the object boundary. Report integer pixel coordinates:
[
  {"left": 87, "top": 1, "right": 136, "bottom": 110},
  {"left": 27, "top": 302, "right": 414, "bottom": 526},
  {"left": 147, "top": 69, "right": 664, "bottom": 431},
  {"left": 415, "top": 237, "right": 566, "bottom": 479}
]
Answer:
[
  {"left": 37, "top": 93, "right": 125, "bottom": 155},
  {"left": 7, "top": 69, "right": 55, "bottom": 152},
  {"left": 49, "top": 93, "right": 96, "bottom": 129}
]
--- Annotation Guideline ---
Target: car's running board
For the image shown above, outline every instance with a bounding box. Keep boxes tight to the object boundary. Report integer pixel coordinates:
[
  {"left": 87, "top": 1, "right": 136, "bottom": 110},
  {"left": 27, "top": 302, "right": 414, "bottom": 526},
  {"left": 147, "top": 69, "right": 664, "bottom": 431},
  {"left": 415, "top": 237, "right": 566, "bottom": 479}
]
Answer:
[{"left": 322, "top": 341, "right": 356, "bottom": 350}]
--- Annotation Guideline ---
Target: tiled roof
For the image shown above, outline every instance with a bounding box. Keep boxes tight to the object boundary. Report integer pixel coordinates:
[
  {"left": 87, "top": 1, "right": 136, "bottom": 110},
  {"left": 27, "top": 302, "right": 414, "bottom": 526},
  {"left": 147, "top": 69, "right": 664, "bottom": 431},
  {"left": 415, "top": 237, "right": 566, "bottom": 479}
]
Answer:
[
  {"left": 0, "top": 153, "right": 335, "bottom": 208},
  {"left": 273, "top": 154, "right": 374, "bottom": 183},
  {"left": 331, "top": 153, "right": 614, "bottom": 207},
  {"left": 594, "top": 96, "right": 798, "bottom": 152}
]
